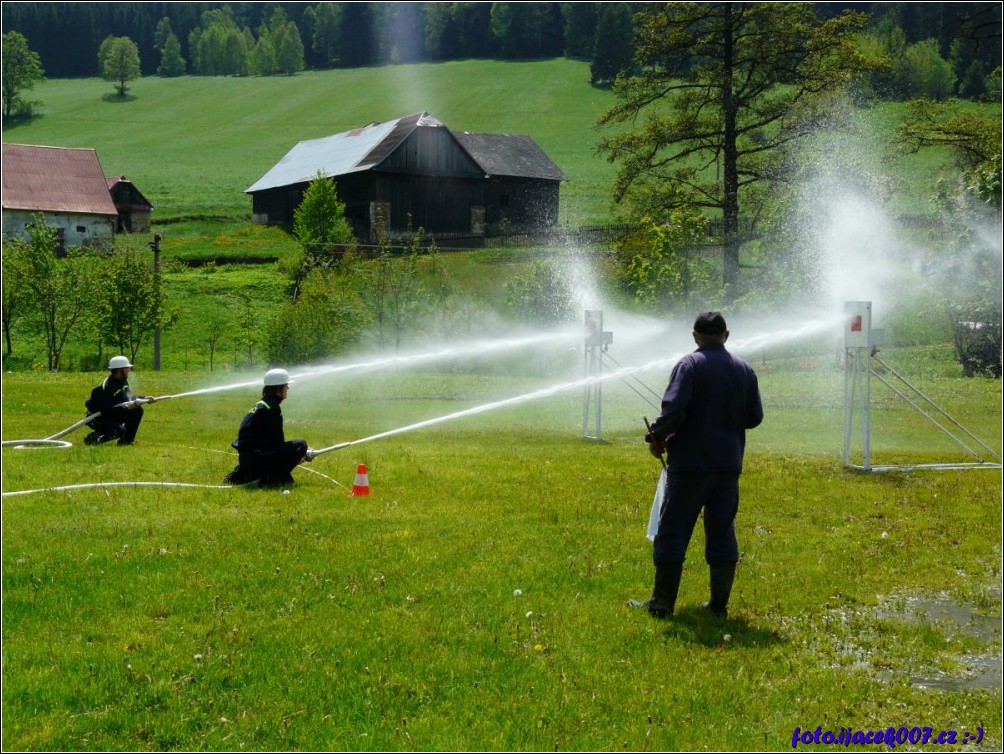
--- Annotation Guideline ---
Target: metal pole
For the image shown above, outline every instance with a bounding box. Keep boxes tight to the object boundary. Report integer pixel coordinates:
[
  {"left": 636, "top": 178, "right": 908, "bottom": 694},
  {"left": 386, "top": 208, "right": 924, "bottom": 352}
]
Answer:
[{"left": 149, "top": 233, "right": 162, "bottom": 371}]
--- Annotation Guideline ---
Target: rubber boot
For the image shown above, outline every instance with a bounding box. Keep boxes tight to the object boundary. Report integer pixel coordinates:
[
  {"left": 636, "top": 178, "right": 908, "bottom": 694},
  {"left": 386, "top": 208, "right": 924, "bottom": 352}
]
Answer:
[
  {"left": 644, "top": 562, "right": 683, "bottom": 619},
  {"left": 705, "top": 561, "right": 736, "bottom": 617}
]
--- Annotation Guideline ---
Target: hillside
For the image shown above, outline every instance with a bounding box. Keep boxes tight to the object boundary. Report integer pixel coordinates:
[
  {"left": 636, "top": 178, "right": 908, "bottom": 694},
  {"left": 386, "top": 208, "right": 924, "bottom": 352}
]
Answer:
[{"left": 1, "top": 58, "right": 619, "bottom": 229}]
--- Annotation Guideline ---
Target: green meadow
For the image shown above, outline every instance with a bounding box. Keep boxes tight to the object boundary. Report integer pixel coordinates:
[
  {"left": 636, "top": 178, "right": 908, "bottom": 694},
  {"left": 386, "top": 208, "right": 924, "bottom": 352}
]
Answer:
[
  {"left": 3, "top": 58, "right": 1002, "bottom": 750},
  {"left": 2, "top": 344, "right": 1001, "bottom": 751}
]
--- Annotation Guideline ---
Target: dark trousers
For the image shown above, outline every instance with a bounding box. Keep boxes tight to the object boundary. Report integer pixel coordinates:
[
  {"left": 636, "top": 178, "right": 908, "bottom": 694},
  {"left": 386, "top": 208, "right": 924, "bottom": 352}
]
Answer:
[
  {"left": 229, "top": 440, "right": 308, "bottom": 485},
  {"left": 653, "top": 472, "right": 740, "bottom": 565},
  {"left": 91, "top": 406, "right": 144, "bottom": 443}
]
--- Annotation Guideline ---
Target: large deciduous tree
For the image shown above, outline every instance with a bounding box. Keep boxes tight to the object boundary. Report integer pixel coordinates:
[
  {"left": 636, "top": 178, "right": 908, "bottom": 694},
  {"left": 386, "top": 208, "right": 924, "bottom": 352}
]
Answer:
[
  {"left": 597, "top": 2, "right": 868, "bottom": 300},
  {"left": 2, "top": 31, "right": 45, "bottom": 118},
  {"left": 98, "top": 35, "right": 141, "bottom": 96}
]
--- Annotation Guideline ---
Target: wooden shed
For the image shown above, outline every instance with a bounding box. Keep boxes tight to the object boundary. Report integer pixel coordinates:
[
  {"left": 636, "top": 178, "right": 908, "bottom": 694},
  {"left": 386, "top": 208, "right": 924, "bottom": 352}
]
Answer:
[
  {"left": 2, "top": 143, "right": 119, "bottom": 250},
  {"left": 107, "top": 176, "right": 154, "bottom": 233},
  {"left": 245, "top": 112, "right": 568, "bottom": 240}
]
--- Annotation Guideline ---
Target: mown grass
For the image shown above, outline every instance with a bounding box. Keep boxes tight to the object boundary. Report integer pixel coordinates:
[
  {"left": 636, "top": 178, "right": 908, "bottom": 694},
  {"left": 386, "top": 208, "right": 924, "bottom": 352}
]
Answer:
[
  {"left": 2, "top": 59, "right": 619, "bottom": 229},
  {"left": 2, "top": 351, "right": 1000, "bottom": 751},
  {"left": 3, "top": 59, "right": 986, "bottom": 236}
]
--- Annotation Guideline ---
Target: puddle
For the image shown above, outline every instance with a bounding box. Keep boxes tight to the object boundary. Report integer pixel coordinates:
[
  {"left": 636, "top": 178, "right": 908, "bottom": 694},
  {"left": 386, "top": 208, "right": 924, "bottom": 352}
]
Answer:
[
  {"left": 889, "top": 592, "right": 1002, "bottom": 691},
  {"left": 827, "top": 588, "right": 1001, "bottom": 692}
]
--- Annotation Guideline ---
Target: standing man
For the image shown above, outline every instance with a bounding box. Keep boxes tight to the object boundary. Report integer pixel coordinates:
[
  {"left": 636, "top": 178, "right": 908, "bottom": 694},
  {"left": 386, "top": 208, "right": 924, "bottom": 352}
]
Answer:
[
  {"left": 636, "top": 312, "right": 763, "bottom": 619},
  {"left": 225, "top": 368, "right": 314, "bottom": 487},
  {"left": 84, "top": 355, "right": 155, "bottom": 446}
]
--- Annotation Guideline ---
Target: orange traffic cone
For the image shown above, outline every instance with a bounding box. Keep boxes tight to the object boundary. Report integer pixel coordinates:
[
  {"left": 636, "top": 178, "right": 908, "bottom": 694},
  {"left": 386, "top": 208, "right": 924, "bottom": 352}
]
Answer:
[{"left": 352, "top": 463, "right": 371, "bottom": 496}]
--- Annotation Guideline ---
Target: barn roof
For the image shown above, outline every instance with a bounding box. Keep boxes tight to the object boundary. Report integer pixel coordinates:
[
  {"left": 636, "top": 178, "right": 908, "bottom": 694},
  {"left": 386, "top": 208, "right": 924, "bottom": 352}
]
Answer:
[
  {"left": 2, "top": 143, "right": 119, "bottom": 217},
  {"left": 107, "top": 175, "right": 154, "bottom": 210},
  {"left": 246, "top": 112, "right": 445, "bottom": 193},
  {"left": 246, "top": 112, "right": 566, "bottom": 193},
  {"left": 452, "top": 132, "right": 568, "bottom": 181}
]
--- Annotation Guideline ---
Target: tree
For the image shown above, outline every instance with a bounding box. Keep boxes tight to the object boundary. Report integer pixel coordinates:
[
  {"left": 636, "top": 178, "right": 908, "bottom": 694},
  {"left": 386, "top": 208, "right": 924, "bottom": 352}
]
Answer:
[
  {"left": 304, "top": 2, "right": 343, "bottom": 67},
  {"left": 491, "top": 3, "right": 543, "bottom": 59},
  {"left": 94, "top": 245, "right": 171, "bottom": 364},
  {"left": 264, "top": 271, "right": 370, "bottom": 364},
  {"left": 563, "top": 2, "right": 598, "bottom": 60},
  {"left": 898, "top": 99, "right": 1003, "bottom": 210},
  {"left": 898, "top": 38, "right": 957, "bottom": 100},
  {"left": 2, "top": 234, "right": 32, "bottom": 355},
  {"left": 8, "top": 217, "right": 97, "bottom": 371},
  {"left": 293, "top": 174, "right": 357, "bottom": 257},
  {"left": 158, "top": 31, "right": 186, "bottom": 76},
  {"left": 504, "top": 262, "right": 576, "bottom": 326},
  {"left": 590, "top": 3, "right": 634, "bottom": 86},
  {"left": 99, "top": 35, "right": 141, "bottom": 96},
  {"left": 251, "top": 6, "right": 305, "bottom": 76},
  {"left": 597, "top": 3, "right": 869, "bottom": 300},
  {"left": 614, "top": 211, "right": 712, "bottom": 311},
  {"left": 189, "top": 8, "right": 248, "bottom": 76},
  {"left": 2, "top": 31, "right": 45, "bottom": 118}
]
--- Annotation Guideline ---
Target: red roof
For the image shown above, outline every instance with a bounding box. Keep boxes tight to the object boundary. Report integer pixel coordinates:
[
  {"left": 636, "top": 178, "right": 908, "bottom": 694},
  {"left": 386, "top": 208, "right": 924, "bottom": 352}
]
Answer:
[{"left": 2, "top": 143, "right": 119, "bottom": 217}]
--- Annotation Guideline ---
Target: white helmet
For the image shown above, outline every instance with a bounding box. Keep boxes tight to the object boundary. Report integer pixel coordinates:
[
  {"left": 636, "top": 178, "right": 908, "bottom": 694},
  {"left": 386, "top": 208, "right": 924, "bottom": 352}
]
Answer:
[
  {"left": 263, "top": 368, "right": 293, "bottom": 387},
  {"left": 108, "top": 355, "right": 133, "bottom": 370}
]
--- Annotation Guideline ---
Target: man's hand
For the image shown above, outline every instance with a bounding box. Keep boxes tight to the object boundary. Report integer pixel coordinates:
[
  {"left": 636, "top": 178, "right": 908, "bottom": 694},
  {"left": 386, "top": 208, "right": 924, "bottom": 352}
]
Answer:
[
  {"left": 648, "top": 441, "right": 666, "bottom": 460},
  {"left": 304, "top": 448, "right": 316, "bottom": 462}
]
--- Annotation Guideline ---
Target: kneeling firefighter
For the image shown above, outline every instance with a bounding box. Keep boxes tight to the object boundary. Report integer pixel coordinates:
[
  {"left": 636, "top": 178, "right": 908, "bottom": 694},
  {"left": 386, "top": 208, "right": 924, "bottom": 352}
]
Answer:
[
  {"left": 84, "top": 355, "right": 156, "bottom": 446},
  {"left": 225, "top": 368, "right": 314, "bottom": 486}
]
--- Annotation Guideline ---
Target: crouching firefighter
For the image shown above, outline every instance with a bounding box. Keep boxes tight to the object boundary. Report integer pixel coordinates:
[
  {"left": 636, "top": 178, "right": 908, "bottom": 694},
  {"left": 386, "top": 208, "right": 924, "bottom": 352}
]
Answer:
[
  {"left": 84, "top": 355, "right": 156, "bottom": 446},
  {"left": 225, "top": 368, "right": 315, "bottom": 487}
]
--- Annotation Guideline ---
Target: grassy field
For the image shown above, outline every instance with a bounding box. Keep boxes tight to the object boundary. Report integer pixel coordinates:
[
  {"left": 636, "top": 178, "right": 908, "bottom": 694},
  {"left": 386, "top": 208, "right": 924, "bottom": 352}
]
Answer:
[
  {"left": 2, "top": 339, "right": 1001, "bottom": 751},
  {"left": 2, "top": 59, "right": 620, "bottom": 228},
  {"left": 2, "top": 58, "right": 1001, "bottom": 750},
  {"left": 1, "top": 58, "right": 971, "bottom": 235}
]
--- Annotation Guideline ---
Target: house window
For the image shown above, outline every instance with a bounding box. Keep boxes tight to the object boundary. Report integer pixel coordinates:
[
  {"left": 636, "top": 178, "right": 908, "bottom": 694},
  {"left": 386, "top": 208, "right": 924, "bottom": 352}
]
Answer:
[{"left": 77, "top": 226, "right": 87, "bottom": 233}]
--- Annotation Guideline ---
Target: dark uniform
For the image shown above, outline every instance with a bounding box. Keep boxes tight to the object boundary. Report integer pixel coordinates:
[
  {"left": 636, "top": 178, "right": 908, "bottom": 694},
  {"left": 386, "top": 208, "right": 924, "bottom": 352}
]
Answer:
[
  {"left": 84, "top": 374, "right": 145, "bottom": 445},
  {"left": 647, "top": 342, "right": 764, "bottom": 565},
  {"left": 225, "top": 395, "right": 308, "bottom": 486},
  {"left": 637, "top": 311, "right": 763, "bottom": 618}
]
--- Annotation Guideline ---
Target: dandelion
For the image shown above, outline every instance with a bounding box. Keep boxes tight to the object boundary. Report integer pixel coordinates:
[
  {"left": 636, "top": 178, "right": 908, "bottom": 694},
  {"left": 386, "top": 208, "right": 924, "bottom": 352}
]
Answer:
[
  {"left": 534, "top": 644, "right": 543, "bottom": 652},
  {"left": 526, "top": 611, "right": 533, "bottom": 618},
  {"left": 881, "top": 531, "right": 889, "bottom": 539},
  {"left": 513, "top": 589, "right": 522, "bottom": 597},
  {"left": 194, "top": 653, "right": 204, "bottom": 662}
]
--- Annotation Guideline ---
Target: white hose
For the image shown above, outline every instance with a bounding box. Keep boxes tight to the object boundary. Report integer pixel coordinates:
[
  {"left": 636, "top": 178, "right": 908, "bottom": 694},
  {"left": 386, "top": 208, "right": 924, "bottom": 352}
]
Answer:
[
  {"left": 1, "top": 439, "right": 74, "bottom": 449},
  {"left": 4, "top": 396, "right": 165, "bottom": 450},
  {"left": 1, "top": 480, "right": 256, "bottom": 498}
]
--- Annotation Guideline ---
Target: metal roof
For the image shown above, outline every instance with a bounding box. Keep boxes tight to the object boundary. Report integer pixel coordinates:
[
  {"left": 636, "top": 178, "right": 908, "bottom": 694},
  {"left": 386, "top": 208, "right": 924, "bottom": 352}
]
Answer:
[
  {"left": 2, "top": 143, "right": 119, "bottom": 217},
  {"left": 453, "top": 132, "right": 568, "bottom": 181},
  {"left": 246, "top": 112, "right": 566, "bottom": 193},
  {"left": 246, "top": 112, "right": 444, "bottom": 193}
]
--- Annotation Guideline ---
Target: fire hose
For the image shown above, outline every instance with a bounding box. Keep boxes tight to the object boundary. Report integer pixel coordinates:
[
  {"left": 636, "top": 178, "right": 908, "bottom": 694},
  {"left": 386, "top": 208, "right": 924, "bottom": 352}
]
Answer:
[{"left": 2, "top": 396, "right": 168, "bottom": 449}]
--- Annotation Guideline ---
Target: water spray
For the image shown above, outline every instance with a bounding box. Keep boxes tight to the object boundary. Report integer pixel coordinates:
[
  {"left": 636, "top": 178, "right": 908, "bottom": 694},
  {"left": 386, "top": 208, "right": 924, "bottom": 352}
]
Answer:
[
  {"left": 3, "top": 330, "right": 580, "bottom": 451},
  {"left": 306, "top": 314, "right": 846, "bottom": 459}
]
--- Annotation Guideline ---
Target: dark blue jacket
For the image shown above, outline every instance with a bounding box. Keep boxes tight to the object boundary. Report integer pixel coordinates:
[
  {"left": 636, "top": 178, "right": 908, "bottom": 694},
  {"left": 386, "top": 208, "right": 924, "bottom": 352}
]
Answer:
[
  {"left": 86, "top": 375, "right": 135, "bottom": 420},
  {"left": 647, "top": 344, "right": 763, "bottom": 473},
  {"left": 232, "top": 395, "right": 285, "bottom": 453}
]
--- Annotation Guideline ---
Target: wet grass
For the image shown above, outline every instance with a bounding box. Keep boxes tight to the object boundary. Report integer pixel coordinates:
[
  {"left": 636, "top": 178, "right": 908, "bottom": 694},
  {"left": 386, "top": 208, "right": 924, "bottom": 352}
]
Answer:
[{"left": 2, "top": 358, "right": 1000, "bottom": 751}]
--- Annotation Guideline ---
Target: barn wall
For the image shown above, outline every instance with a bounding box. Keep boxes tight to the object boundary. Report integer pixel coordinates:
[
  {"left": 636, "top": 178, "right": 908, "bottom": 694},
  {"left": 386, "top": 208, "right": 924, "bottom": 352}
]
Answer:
[
  {"left": 2, "top": 209, "right": 115, "bottom": 251},
  {"left": 380, "top": 128, "right": 485, "bottom": 178}
]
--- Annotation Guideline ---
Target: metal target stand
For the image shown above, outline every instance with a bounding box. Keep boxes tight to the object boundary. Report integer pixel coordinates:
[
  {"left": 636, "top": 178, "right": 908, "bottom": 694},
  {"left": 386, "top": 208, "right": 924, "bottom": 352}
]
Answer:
[
  {"left": 843, "top": 301, "right": 1002, "bottom": 472},
  {"left": 583, "top": 310, "right": 613, "bottom": 441}
]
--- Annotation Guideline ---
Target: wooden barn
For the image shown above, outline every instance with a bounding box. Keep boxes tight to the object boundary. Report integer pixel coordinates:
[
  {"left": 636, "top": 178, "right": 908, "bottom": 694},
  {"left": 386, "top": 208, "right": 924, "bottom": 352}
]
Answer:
[
  {"left": 245, "top": 112, "right": 568, "bottom": 240},
  {"left": 2, "top": 143, "right": 119, "bottom": 250},
  {"left": 107, "top": 176, "right": 154, "bottom": 233}
]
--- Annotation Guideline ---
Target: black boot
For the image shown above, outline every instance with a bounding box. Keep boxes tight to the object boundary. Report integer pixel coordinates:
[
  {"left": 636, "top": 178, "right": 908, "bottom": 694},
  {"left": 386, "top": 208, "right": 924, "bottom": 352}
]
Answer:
[
  {"left": 705, "top": 561, "right": 737, "bottom": 617},
  {"left": 643, "top": 562, "right": 683, "bottom": 619}
]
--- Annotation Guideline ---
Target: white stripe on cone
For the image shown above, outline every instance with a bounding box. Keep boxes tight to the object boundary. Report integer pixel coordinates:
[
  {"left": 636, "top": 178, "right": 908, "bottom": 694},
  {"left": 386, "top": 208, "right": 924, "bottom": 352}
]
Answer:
[{"left": 352, "top": 464, "right": 370, "bottom": 496}]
